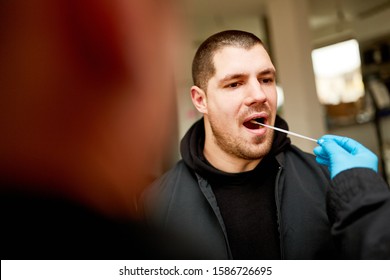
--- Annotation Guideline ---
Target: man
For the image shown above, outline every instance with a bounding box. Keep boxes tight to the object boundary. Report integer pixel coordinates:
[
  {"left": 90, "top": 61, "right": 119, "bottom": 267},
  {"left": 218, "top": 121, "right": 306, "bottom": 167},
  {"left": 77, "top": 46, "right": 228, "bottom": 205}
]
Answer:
[
  {"left": 143, "top": 30, "right": 338, "bottom": 259},
  {"left": 0, "top": 0, "right": 180, "bottom": 259},
  {"left": 315, "top": 135, "right": 390, "bottom": 259}
]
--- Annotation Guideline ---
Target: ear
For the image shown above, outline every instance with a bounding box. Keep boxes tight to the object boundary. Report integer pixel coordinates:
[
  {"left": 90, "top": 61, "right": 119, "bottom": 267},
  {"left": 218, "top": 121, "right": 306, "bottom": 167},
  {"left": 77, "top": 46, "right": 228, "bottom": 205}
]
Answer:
[{"left": 191, "top": 86, "right": 208, "bottom": 114}]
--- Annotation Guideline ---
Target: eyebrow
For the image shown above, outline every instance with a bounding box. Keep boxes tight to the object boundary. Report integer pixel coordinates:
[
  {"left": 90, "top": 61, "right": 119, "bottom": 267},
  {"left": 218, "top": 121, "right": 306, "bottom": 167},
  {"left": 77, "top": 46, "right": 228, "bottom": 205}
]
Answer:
[
  {"left": 218, "top": 74, "right": 245, "bottom": 85},
  {"left": 259, "top": 68, "right": 276, "bottom": 76},
  {"left": 218, "top": 68, "right": 276, "bottom": 85}
]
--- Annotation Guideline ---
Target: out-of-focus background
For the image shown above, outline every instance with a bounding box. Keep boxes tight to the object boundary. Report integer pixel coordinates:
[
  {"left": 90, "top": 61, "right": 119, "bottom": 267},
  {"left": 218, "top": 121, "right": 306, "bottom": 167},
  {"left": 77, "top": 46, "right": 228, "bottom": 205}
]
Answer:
[{"left": 161, "top": 0, "right": 390, "bottom": 183}]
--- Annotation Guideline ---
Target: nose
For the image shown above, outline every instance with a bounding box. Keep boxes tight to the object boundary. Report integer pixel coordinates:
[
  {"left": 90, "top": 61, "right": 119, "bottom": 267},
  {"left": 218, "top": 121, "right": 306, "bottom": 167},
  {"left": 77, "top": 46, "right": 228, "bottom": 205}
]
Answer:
[{"left": 244, "top": 79, "right": 267, "bottom": 106}]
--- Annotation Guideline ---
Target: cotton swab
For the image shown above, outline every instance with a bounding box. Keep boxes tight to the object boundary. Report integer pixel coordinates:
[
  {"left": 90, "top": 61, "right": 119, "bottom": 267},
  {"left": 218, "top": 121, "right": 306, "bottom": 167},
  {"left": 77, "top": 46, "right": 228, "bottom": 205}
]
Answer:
[{"left": 250, "top": 120, "right": 318, "bottom": 143}]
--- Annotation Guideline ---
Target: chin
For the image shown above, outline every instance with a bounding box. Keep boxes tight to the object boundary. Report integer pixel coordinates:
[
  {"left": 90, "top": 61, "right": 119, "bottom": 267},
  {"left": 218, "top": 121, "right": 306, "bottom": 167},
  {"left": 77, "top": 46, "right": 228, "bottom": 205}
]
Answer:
[{"left": 250, "top": 141, "right": 273, "bottom": 158}]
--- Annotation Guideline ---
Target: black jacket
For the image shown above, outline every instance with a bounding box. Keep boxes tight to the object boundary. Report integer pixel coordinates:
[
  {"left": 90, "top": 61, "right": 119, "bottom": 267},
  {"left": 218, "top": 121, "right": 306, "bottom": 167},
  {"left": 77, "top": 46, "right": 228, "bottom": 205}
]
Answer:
[
  {"left": 327, "top": 168, "right": 390, "bottom": 259},
  {"left": 144, "top": 117, "right": 338, "bottom": 259}
]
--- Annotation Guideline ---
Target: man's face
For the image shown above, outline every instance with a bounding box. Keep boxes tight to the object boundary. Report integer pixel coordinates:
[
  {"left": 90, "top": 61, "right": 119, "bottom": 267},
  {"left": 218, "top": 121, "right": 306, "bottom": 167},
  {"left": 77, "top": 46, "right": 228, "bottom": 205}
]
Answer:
[{"left": 204, "top": 44, "right": 277, "bottom": 161}]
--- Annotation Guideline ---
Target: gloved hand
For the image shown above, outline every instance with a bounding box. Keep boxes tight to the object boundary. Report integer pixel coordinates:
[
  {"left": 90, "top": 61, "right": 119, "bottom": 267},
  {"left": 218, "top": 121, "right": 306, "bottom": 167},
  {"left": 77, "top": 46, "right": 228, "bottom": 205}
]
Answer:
[{"left": 313, "top": 134, "right": 378, "bottom": 179}]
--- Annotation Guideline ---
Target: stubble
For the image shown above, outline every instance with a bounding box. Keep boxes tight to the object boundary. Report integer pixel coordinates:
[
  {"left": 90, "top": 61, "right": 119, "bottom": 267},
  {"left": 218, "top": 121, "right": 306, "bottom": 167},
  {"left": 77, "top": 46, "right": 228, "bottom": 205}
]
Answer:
[{"left": 208, "top": 116, "right": 274, "bottom": 161}]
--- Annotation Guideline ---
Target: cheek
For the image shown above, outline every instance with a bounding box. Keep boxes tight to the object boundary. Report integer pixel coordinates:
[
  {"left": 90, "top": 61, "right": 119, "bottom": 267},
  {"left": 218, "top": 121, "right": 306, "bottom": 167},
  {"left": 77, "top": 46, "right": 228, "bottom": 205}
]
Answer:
[
  {"left": 266, "top": 89, "right": 278, "bottom": 110},
  {"left": 208, "top": 93, "right": 242, "bottom": 119}
]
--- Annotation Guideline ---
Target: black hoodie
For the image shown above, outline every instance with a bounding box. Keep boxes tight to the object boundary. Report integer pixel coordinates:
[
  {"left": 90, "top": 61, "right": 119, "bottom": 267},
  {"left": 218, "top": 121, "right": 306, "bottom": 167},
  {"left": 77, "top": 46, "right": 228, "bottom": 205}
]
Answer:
[
  {"left": 144, "top": 113, "right": 338, "bottom": 259},
  {"left": 180, "top": 115, "right": 291, "bottom": 259}
]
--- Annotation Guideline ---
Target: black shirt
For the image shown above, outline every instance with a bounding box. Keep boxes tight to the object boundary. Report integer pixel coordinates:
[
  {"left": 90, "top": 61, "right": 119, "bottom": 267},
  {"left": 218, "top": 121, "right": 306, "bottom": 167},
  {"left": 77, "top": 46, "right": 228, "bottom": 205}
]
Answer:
[{"left": 209, "top": 156, "right": 281, "bottom": 259}]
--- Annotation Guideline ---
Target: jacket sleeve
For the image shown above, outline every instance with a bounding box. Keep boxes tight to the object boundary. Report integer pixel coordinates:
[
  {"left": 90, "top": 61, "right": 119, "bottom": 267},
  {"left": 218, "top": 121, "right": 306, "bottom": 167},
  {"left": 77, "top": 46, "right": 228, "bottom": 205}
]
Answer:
[{"left": 327, "top": 168, "right": 390, "bottom": 259}]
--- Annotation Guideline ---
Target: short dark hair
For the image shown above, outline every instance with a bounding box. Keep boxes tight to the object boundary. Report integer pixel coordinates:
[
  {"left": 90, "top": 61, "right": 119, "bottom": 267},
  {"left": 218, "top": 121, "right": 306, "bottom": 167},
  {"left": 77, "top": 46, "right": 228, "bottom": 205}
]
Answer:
[{"left": 192, "top": 30, "right": 264, "bottom": 90}]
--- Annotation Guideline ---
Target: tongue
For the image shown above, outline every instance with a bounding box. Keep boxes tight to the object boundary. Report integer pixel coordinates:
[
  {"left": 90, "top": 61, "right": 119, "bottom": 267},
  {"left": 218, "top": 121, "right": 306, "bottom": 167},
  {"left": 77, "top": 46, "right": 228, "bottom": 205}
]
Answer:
[{"left": 244, "top": 121, "right": 260, "bottom": 129}]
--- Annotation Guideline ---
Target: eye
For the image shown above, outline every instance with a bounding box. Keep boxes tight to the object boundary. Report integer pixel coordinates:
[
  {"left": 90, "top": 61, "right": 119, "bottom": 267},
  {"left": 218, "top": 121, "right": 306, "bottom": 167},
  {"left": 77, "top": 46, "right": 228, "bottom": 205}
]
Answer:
[
  {"left": 261, "top": 78, "right": 274, "bottom": 84},
  {"left": 227, "top": 82, "right": 240, "bottom": 88}
]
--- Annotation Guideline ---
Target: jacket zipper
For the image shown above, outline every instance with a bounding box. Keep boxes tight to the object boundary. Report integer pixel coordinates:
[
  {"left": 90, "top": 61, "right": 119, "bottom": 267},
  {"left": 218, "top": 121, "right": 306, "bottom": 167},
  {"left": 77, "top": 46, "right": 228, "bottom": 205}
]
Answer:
[
  {"left": 275, "top": 165, "right": 285, "bottom": 259},
  {"left": 196, "top": 174, "right": 233, "bottom": 259}
]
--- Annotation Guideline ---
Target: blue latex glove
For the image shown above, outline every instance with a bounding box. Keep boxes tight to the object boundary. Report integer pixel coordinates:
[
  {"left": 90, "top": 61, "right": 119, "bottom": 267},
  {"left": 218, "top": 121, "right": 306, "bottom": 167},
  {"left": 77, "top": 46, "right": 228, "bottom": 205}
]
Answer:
[{"left": 313, "top": 135, "right": 378, "bottom": 179}]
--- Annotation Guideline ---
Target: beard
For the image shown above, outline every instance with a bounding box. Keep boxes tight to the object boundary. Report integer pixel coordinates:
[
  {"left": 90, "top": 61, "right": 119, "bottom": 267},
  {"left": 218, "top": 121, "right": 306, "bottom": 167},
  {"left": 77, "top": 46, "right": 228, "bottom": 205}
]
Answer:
[{"left": 208, "top": 114, "right": 274, "bottom": 161}]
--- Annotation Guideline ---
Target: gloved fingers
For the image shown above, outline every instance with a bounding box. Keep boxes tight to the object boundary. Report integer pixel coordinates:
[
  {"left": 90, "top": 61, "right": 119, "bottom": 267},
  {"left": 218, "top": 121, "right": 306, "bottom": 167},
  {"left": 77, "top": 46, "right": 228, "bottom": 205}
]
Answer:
[
  {"left": 317, "top": 138, "right": 348, "bottom": 156},
  {"left": 317, "top": 134, "right": 379, "bottom": 177},
  {"left": 331, "top": 136, "right": 363, "bottom": 154},
  {"left": 319, "top": 134, "right": 373, "bottom": 156},
  {"left": 317, "top": 134, "right": 344, "bottom": 143},
  {"left": 316, "top": 156, "right": 330, "bottom": 166},
  {"left": 313, "top": 146, "right": 328, "bottom": 158},
  {"left": 317, "top": 135, "right": 347, "bottom": 152},
  {"left": 314, "top": 146, "right": 330, "bottom": 166}
]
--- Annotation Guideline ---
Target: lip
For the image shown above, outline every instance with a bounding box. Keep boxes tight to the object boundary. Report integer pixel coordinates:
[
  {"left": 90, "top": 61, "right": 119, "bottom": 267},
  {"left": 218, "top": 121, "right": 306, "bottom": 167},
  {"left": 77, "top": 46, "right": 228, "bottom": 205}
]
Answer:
[{"left": 243, "top": 112, "right": 269, "bottom": 125}]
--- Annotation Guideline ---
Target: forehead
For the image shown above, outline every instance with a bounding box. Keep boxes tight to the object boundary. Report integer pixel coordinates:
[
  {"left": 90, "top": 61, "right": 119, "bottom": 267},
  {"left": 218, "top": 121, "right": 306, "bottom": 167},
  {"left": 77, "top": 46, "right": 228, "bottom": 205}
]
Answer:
[{"left": 212, "top": 45, "right": 274, "bottom": 78}]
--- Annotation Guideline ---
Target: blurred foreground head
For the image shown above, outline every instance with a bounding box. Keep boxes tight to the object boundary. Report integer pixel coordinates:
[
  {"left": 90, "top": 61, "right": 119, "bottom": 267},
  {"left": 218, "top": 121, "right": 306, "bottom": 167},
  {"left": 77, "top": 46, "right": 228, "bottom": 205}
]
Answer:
[{"left": 0, "top": 0, "right": 179, "bottom": 219}]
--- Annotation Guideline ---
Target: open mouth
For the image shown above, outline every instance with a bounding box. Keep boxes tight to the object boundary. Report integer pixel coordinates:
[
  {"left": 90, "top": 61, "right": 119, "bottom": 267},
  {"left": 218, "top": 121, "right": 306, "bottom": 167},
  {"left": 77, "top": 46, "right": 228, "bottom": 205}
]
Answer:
[{"left": 243, "top": 117, "right": 265, "bottom": 129}]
